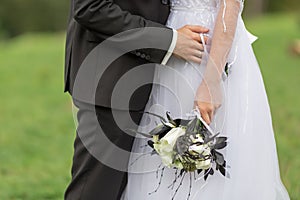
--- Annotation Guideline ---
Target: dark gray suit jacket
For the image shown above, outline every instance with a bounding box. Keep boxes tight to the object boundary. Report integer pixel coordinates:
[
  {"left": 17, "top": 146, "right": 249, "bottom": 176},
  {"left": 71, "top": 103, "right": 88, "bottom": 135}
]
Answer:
[{"left": 64, "top": 0, "right": 173, "bottom": 110}]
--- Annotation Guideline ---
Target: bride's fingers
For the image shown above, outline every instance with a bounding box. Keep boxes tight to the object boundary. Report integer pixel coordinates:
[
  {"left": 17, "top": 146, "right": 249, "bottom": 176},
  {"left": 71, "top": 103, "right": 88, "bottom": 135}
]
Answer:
[
  {"left": 199, "top": 108, "right": 211, "bottom": 125},
  {"left": 202, "top": 112, "right": 211, "bottom": 125},
  {"left": 207, "top": 109, "right": 214, "bottom": 123}
]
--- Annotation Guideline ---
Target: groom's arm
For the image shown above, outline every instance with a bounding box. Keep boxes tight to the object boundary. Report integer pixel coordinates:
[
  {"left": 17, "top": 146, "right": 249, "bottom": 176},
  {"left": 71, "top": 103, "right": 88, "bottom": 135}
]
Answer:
[{"left": 73, "top": 0, "right": 173, "bottom": 63}]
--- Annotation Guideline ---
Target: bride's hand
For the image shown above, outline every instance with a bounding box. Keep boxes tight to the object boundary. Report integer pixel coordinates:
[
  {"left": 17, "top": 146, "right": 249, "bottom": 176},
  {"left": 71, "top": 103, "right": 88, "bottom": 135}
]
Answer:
[
  {"left": 195, "top": 101, "right": 216, "bottom": 125},
  {"left": 194, "top": 81, "right": 222, "bottom": 125}
]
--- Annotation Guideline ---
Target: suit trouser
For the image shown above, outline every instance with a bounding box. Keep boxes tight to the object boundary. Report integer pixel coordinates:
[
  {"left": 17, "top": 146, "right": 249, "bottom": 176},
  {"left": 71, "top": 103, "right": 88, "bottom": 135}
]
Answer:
[{"left": 64, "top": 99, "right": 144, "bottom": 200}]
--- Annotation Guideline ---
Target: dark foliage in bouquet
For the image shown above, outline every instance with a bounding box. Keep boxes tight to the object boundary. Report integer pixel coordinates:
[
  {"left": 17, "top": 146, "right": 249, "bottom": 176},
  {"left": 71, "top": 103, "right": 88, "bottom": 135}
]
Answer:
[{"left": 131, "top": 111, "right": 229, "bottom": 199}]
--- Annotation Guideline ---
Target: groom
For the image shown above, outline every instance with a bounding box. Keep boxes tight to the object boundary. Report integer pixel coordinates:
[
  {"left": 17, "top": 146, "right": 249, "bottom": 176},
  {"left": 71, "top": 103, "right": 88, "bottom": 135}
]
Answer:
[{"left": 64, "top": 0, "right": 208, "bottom": 199}]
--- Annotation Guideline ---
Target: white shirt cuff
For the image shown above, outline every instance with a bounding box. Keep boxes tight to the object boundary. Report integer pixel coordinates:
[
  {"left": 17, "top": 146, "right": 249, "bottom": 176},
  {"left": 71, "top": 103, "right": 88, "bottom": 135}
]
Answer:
[{"left": 161, "top": 29, "right": 178, "bottom": 65}]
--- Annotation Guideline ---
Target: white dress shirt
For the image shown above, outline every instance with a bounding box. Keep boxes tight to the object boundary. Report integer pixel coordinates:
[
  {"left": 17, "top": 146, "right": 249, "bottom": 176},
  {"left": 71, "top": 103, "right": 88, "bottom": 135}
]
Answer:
[{"left": 161, "top": 29, "right": 178, "bottom": 65}]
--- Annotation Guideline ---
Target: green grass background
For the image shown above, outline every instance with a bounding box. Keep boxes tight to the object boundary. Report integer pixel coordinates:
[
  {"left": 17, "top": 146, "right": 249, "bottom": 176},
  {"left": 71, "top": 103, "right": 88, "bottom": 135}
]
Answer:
[{"left": 0, "top": 13, "right": 299, "bottom": 199}]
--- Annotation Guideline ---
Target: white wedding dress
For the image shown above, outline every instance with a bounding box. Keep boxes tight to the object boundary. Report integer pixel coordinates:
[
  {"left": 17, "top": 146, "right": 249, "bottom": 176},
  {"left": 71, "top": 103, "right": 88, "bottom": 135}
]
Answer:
[{"left": 121, "top": 0, "right": 290, "bottom": 199}]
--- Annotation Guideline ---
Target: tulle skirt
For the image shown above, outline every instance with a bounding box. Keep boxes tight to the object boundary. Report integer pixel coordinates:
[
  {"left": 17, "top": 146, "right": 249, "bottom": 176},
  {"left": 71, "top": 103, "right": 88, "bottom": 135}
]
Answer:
[{"left": 121, "top": 9, "right": 290, "bottom": 200}]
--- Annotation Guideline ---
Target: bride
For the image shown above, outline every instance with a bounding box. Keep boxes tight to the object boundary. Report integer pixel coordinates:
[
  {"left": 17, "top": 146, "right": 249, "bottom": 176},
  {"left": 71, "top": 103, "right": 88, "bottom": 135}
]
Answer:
[{"left": 121, "top": 0, "right": 290, "bottom": 199}]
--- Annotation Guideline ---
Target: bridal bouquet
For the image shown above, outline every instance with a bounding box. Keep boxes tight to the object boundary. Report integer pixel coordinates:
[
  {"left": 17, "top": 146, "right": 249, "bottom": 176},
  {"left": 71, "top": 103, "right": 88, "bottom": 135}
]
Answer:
[{"left": 138, "top": 112, "right": 229, "bottom": 181}]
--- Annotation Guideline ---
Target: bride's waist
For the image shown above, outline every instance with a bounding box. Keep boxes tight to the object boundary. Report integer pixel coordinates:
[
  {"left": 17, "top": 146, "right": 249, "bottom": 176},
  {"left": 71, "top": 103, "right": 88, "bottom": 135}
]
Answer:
[{"left": 170, "top": 5, "right": 218, "bottom": 13}]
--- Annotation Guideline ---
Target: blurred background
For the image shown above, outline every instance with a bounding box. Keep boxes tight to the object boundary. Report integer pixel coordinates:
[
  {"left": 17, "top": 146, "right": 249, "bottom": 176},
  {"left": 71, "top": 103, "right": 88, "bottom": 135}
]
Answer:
[{"left": 0, "top": 0, "right": 299, "bottom": 199}]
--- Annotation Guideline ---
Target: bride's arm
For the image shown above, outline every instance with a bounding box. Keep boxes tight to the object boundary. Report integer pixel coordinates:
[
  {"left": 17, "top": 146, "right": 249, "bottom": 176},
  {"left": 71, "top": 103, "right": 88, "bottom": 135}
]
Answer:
[
  {"left": 204, "top": 0, "right": 242, "bottom": 79},
  {"left": 195, "top": 0, "right": 242, "bottom": 124}
]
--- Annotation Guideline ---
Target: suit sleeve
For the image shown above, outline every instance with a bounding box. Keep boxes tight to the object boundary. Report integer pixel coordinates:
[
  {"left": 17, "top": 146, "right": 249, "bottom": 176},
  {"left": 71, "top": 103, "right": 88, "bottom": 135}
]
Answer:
[{"left": 73, "top": 0, "right": 174, "bottom": 63}]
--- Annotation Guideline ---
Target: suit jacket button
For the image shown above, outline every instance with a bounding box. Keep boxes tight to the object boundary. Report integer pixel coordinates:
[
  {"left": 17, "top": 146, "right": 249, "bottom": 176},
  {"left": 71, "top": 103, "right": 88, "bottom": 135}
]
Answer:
[
  {"left": 146, "top": 55, "right": 151, "bottom": 60},
  {"left": 161, "top": 0, "right": 169, "bottom": 5},
  {"left": 141, "top": 54, "right": 146, "bottom": 58},
  {"left": 136, "top": 52, "right": 141, "bottom": 56}
]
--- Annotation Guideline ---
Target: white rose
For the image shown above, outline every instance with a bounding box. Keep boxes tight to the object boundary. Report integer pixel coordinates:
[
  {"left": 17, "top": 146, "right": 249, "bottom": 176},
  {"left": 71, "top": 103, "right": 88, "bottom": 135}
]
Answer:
[
  {"left": 189, "top": 144, "right": 212, "bottom": 169},
  {"left": 189, "top": 144, "right": 210, "bottom": 156},
  {"left": 189, "top": 134, "right": 204, "bottom": 143},
  {"left": 153, "top": 127, "right": 186, "bottom": 167},
  {"left": 154, "top": 140, "right": 174, "bottom": 167},
  {"left": 161, "top": 127, "right": 186, "bottom": 148},
  {"left": 195, "top": 159, "right": 211, "bottom": 170}
]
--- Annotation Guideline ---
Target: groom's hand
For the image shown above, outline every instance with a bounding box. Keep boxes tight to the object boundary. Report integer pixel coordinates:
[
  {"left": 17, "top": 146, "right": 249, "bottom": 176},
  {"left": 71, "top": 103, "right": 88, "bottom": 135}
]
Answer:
[{"left": 173, "top": 25, "right": 209, "bottom": 64}]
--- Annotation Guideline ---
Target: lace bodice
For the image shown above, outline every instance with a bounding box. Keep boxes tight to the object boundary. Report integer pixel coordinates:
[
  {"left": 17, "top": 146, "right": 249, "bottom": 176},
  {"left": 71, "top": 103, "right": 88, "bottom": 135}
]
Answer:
[
  {"left": 167, "top": 0, "right": 220, "bottom": 34},
  {"left": 170, "top": 0, "right": 244, "bottom": 11}
]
